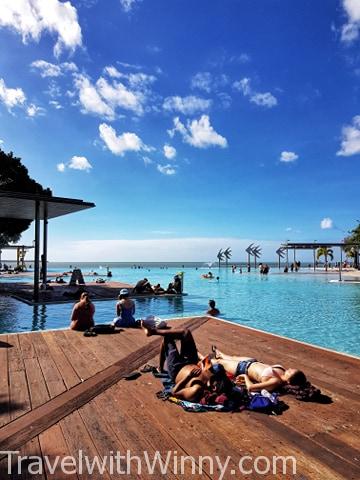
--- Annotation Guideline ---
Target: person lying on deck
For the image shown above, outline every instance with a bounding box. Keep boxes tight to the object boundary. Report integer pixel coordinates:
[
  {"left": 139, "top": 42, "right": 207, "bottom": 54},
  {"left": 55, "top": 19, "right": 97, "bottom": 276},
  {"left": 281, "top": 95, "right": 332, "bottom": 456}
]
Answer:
[
  {"left": 70, "top": 292, "right": 95, "bottom": 331},
  {"left": 141, "top": 325, "right": 227, "bottom": 402},
  {"left": 211, "top": 347, "right": 307, "bottom": 393}
]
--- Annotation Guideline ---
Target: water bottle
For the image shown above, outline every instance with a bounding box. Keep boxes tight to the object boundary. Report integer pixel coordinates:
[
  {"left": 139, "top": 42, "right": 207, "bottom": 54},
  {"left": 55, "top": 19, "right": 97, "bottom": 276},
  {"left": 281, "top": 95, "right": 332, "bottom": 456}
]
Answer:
[{"left": 261, "top": 389, "right": 277, "bottom": 403}]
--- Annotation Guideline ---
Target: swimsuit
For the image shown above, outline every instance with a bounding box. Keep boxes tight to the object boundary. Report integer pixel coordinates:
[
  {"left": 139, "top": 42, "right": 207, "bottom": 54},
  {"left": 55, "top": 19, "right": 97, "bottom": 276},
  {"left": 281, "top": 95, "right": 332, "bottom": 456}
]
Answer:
[
  {"left": 114, "top": 302, "right": 136, "bottom": 328},
  {"left": 235, "top": 359, "right": 285, "bottom": 379}
]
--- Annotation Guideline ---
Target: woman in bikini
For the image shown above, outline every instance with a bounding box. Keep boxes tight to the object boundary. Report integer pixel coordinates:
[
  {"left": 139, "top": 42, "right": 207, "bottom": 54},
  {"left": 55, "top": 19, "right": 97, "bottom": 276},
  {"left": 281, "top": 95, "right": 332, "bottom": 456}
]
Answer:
[{"left": 212, "top": 347, "right": 307, "bottom": 392}]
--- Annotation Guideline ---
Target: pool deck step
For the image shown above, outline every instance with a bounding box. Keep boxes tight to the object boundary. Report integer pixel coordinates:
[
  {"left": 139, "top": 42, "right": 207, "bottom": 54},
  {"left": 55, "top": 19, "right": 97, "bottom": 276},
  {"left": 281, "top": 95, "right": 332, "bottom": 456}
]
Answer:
[{"left": 0, "top": 317, "right": 359, "bottom": 479}]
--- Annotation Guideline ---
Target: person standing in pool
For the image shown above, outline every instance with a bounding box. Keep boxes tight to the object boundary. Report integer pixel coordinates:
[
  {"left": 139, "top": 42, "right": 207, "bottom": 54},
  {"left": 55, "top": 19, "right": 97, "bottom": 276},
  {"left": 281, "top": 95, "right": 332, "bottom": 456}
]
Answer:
[{"left": 207, "top": 299, "right": 220, "bottom": 316}]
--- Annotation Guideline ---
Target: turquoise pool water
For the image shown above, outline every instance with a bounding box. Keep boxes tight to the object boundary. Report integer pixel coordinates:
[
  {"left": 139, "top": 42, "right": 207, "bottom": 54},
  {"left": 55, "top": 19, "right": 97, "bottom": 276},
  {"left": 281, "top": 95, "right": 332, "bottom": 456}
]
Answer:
[{"left": 1, "top": 265, "right": 359, "bottom": 356}]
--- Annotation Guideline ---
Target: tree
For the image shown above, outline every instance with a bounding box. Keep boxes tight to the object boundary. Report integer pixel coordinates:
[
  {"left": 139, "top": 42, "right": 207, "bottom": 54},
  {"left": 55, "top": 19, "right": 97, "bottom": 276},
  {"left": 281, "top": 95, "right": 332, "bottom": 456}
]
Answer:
[
  {"left": 0, "top": 148, "right": 52, "bottom": 246},
  {"left": 223, "top": 247, "right": 232, "bottom": 267},
  {"left": 344, "top": 223, "right": 360, "bottom": 268},
  {"left": 216, "top": 249, "right": 224, "bottom": 268},
  {"left": 316, "top": 247, "right": 334, "bottom": 272}
]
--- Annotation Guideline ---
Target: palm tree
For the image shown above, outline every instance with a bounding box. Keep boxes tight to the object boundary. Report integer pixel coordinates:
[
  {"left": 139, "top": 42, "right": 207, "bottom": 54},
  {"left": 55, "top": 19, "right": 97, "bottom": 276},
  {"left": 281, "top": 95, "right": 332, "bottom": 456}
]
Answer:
[
  {"left": 216, "top": 249, "right": 224, "bottom": 268},
  {"left": 223, "top": 247, "right": 232, "bottom": 268},
  {"left": 316, "top": 247, "right": 334, "bottom": 272}
]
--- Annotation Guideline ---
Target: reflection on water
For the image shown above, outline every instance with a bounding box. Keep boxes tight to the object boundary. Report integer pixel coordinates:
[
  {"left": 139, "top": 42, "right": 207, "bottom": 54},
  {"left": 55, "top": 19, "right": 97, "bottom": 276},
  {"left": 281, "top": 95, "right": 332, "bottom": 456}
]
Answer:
[{"left": 32, "top": 304, "right": 47, "bottom": 331}]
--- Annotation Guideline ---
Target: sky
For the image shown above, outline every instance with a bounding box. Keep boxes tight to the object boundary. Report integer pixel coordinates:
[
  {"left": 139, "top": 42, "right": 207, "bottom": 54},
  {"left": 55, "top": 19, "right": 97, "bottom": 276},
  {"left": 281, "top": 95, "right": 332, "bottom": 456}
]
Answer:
[{"left": 1, "top": 0, "right": 360, "bottom": 262}]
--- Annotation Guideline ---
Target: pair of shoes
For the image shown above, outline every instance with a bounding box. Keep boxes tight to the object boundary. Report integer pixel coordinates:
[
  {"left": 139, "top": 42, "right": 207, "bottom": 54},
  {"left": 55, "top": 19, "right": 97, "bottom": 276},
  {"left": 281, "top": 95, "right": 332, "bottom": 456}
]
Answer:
[
  {"left": 84, "top": 330, "right": 97, "bottom": 337},
  {"left": 140, "top": 364, "right": 158, "bottom": 374}
]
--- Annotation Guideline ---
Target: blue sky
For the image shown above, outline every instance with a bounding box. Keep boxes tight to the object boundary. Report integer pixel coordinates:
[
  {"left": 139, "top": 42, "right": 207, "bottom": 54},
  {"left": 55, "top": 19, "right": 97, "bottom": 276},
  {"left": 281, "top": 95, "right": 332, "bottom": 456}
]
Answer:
[{"left": 1, "top": 0, "right": 360, "bottom": 261}]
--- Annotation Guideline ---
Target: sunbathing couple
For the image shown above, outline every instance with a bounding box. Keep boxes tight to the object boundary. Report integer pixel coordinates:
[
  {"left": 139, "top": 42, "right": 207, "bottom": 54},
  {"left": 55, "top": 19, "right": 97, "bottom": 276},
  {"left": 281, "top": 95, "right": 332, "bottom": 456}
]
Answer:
[{"left": 142, "top": 325, "right": 307, "bottom": 402}]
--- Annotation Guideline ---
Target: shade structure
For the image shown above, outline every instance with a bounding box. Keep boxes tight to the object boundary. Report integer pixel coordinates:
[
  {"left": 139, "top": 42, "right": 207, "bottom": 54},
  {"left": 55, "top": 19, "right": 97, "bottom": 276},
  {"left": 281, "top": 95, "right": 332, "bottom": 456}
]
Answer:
[
  {"left": 0, "top": 190, "right": 95, "bottom": 303},
  {"left": 281, "top": 241, "right": 360, "bottom": 281},
  {"left": 0, "top": 191, "right": 95, "bottom": 220}
]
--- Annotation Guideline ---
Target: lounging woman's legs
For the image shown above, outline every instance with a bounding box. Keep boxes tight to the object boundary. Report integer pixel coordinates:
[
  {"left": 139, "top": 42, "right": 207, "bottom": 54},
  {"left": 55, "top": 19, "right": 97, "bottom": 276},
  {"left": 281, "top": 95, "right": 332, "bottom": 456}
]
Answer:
[{"left": 212, "top": 348, "right": 256, "bottom": 376}]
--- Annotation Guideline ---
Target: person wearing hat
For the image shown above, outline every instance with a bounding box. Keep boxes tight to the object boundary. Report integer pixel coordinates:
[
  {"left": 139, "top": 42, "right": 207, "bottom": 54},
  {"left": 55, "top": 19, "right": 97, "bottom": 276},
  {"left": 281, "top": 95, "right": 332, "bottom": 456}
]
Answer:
[{"left": 113, "top": 288, "right": 137, "bottom": 328}]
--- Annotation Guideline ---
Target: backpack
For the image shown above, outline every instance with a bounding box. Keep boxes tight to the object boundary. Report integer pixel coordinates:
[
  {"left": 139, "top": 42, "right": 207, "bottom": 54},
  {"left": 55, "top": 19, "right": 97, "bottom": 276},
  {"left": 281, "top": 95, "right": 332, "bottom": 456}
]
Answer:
[{"left": 248, "top": 391, "right": 279, "bottom": 412}]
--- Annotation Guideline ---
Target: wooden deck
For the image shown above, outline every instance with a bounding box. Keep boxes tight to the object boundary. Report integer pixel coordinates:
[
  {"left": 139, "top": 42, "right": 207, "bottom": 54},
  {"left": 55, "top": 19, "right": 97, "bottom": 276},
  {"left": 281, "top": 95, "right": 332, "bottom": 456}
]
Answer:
[{"left": 0, "top": 316, "right": 359, "bottom": 479}]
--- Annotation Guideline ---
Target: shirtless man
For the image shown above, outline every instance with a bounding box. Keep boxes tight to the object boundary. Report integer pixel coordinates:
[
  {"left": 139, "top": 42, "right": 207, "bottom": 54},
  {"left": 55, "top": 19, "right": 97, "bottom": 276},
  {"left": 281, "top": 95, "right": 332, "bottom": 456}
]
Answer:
[
  {"left": 212, "top": 347, "right": 307, "bottom": 392},
  {"left": 142, "top": 325, "right": 219, "bottom": 402}
]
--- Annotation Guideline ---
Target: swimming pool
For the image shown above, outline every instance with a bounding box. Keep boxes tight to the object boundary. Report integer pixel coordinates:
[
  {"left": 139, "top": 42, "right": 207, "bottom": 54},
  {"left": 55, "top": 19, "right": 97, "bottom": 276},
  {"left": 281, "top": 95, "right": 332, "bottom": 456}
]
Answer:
[{"left": 1, "top": 265, "right": 359, "bottom": 356}]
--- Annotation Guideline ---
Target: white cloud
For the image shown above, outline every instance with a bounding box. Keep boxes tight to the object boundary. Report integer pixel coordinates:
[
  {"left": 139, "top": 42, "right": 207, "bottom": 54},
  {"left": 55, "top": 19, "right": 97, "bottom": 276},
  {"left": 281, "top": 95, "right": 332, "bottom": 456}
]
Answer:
[
  {"left": 337, "top": 115, "right": 360, "bottom": 156},
  {"left": 285, "top": 227, "right": 292, "bottom": 232},
  {"left": 191, "top": 72, "right": 228, "bottom": 93},
  {"left": 0, "top": 0, "right": 82, "bottom": 57},
  {"left": 233, "top": 77, "right": 278, "bottom": 108},
  {"left": 74, "top": 74, "right": 115, "bottom": 120},
  {"left": 99, "top": 123, "right": 146, "bottom": 156},
  {"left": 103, "top": 66, "right": 122, "bottom": 79},
  {"left": 320, "top": 217, "right": 333, "bottom": 229},
  {"left": 57, "top": 156, "right": 92, "bottom": 172},
  {"left": 250, "top": 92, "right": 277, "bottom": 108},
  {"left": 280, "top": 151, "right": 299, "bottom": 163},
  {"left": 143, "top": 156, "right": 153, "bottom": 166},
  {"left": 163, "top": 95, "right": 211, "bottom": 115},
  {"left": 234, "top": 78, "right": 251, "bottom": 96},
  {"left": 163, "top": 144, "right": 176, "bottom": 160},
  {"left": 157, "top": 164, "right": 177, "bottom": 175},
  {"left": 120, "top": 0, "right": 141, "bottom": 12},
  {"left": 69, "top": 155, "right": 92, "bottom": 171},
  {"left": 0, "top": 139, "right": 4, "bottom": 146},
  {"left": 31, "top": 60, "right": 77, "bottom": 77},
  {"left": 0, "top": 78, "right": 26, "bottom": 111},
  {"left": 26, "top": 103, "right": 45, "bottom": 117},
  {"left": 47, "top": 237, "right": 281, "bottom": 262},
  {"left": 73, "top": 72, "right": 153, "bottom": 119},
  {"left": 96, "top": 77, "right": 144, "bottom": 115},
  {"left": 49, "top": 100, "right": 63, "bottom": 109},
  {"left": 168, "top": 115, "right": 228, "bottom": 149},
  {"left": 217, "top": 92, "right": 232, "bottom": 109},
  {"left": 341, "top": 0, "right": 360, "bottom": 43}
]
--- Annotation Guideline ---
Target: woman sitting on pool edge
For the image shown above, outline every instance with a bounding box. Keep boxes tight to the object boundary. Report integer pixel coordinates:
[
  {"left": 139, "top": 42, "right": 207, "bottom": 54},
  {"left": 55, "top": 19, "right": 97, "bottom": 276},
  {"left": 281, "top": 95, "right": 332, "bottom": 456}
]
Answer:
[
  {"left": 211, "top": 347, "right": 307, "bottom": 393},
  {"left": 70, "top": 292, "right": 95, "bottom": 331},
  {"left": 112, "top": 288, "right": 137, "bottom": 328}
]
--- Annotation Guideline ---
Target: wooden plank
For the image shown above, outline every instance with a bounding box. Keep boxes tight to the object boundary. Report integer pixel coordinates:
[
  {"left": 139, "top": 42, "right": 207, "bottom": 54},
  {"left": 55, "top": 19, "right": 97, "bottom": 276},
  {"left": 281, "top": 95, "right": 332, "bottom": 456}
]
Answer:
[
  {"left": 41, "top": 331, "right": 80, "bottom": 390},
  {"left": 0, "top": 335, "right": 10, "bottom": 428},
  {"left": 8, "top": 335, "right": 31, "bottom": 421},
  {"left": 60, "top": 411, "right": 111, "bottom": 480},
  {"left": 0, "top": 316, "right": 209, "bottom": 457},
  {"left": 88, "top": 384, "right": 206, "bottom": 479},
  {"left": 30, "top": 333, "right": 67, "bottom": 398}
]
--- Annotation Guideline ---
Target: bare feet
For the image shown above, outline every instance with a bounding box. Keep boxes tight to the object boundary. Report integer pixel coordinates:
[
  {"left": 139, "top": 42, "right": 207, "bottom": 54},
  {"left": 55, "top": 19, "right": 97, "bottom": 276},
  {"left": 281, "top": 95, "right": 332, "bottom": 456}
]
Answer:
[{"left": 211, "top": 345, "right": 223, "bottom": 359}]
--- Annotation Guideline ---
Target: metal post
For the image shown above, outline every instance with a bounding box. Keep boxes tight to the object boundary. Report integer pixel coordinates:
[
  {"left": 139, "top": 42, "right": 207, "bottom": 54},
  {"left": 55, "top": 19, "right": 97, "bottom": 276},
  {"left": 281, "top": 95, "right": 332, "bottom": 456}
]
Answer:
[
  {"left": 339, "top": 247, "right": 342, "bottom": 282},
  {"left": 42, "top": 202, "right": 48, "bottom": 286},
  {"left": 286, "top": 243, "right": 289, "bottom": 267},
  {"left": 34, "top": 200, "right": 40, "bottom": 303}
]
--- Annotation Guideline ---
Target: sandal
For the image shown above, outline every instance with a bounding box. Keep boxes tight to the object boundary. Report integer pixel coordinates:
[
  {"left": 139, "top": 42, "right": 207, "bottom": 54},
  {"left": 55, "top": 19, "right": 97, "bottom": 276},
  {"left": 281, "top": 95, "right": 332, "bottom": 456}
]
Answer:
[
  {"left": 84, "top": 330, "right": 97, "bottom": 337},
  {"left": 124, "top": 371, "right": 142, "bottom": 381},
  {"left": 140, "top": 364, "right": 158, "bottom": 374}
]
